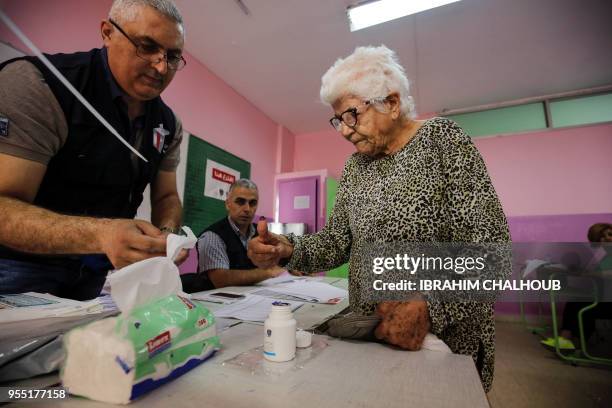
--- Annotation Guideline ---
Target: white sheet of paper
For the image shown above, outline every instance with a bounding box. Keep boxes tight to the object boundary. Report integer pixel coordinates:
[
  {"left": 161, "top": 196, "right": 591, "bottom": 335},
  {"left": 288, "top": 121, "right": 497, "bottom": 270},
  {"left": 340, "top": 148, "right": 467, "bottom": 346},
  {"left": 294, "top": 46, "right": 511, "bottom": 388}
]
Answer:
[
  {"left": 257, "top": 273, "right": 307, "bottom": 286},
  {"left": 215, "top": 317, "right": 242, "bottom": 331},
  {"left": 293, "top": 195, "right": 310, "bottom": 209},
  {"left": 204, "top": 159, "right": 240, "bottom": 201},
  {"left": 213, "top": 294, "right": 303, "bottom": 322},
  {"left": 250, "top": 288, "right": 316, "bottom": 303},
  {"left": 0, "top": 292, "right": 104, "bottom": 323},
  {"left": 190, "top": 292, "right": 242, "bottom": 304},
  {"left": 250, "top": 280, "right": 347, "bottom": 304}
]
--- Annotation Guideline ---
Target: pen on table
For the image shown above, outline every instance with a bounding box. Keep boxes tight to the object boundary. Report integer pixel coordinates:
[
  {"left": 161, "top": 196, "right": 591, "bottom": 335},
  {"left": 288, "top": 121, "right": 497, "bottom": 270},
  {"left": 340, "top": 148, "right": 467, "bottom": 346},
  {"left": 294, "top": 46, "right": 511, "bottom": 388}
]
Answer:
[{"left": 193, "top": 298, "right": 225, "bottom": 304}]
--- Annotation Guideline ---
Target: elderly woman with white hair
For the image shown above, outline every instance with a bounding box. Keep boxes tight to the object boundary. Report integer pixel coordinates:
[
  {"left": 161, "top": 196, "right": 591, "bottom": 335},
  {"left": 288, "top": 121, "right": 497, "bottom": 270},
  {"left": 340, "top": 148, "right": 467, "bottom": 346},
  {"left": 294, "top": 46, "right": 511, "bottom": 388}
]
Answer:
[{"left": 248, "top": 45, "right": 509, "bottom": 392}]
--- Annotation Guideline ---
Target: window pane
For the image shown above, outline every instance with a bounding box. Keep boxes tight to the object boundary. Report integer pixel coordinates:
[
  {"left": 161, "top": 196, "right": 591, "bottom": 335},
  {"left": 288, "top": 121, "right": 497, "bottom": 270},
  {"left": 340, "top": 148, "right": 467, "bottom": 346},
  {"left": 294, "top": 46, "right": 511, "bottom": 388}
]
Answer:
[
  {"left": 446, "top": 103, "right": 547, "bottom": 138},
  {"left": 550, "top": 93, "right": 612, "bottom": 128}
]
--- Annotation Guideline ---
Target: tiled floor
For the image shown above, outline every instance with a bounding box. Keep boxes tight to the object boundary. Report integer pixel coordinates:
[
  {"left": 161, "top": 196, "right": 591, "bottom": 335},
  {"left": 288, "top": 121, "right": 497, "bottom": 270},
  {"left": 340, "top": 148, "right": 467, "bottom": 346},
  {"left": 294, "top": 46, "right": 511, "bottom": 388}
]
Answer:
[{"left": 488, "top": 321, "right": 612, "bottom": 408}]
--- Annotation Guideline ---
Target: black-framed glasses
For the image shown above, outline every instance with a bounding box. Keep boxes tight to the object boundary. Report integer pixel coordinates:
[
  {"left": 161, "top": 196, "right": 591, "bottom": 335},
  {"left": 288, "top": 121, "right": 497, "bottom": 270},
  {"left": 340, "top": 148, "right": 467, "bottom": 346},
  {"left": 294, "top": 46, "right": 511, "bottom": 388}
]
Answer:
[
  {"left": 329, "top": 99, "right": 383, "bottom": 132},
  {"left": 109, "top": 18, "right": 186, "bottom": 71},
  {"left": 234, "top": 197, "right": 258, "bottom": 207}
]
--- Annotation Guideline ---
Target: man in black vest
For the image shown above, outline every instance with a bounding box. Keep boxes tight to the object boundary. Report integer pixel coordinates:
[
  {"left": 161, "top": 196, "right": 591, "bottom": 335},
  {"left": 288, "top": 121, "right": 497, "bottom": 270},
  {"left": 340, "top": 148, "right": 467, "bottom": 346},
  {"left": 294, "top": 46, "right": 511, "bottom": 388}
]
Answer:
[
  {"left": 0, "top": 0, "right": 187, "bottom": 299},
  {"left": 181, "top": 179, "right": 283, "bottom": 292}
]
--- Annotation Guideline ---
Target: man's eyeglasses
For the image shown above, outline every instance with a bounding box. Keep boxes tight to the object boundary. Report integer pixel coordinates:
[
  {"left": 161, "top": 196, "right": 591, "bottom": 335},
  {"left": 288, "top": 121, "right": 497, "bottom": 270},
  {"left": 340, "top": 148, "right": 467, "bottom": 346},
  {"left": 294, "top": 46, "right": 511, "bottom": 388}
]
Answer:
[
  {"left": 234, "top": 198, "right": 258, "bottom": 207},
  {"left": 109, "top": 19, "right": 186, "bottom": 71},
  {"left": 329, "top": 99, "right": 384, "bottom": 132}
]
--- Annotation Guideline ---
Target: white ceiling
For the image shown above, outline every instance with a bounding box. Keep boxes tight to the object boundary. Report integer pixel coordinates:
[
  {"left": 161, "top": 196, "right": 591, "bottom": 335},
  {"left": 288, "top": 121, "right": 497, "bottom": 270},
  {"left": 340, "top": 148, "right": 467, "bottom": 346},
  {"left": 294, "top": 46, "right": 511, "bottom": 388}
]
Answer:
[{"left": 175, "top": 0, "right": 612, "bottom": 134}]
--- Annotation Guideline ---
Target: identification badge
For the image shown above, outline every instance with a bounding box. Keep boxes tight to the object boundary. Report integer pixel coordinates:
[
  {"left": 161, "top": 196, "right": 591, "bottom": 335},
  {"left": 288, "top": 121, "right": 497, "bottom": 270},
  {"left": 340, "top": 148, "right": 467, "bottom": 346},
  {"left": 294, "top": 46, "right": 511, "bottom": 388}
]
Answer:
[
  {"left": 153, "top": 123, "right": 170, "bottom": 153},
  {"left": 0, "top": 117, "right": 9, "bottom": 137}
]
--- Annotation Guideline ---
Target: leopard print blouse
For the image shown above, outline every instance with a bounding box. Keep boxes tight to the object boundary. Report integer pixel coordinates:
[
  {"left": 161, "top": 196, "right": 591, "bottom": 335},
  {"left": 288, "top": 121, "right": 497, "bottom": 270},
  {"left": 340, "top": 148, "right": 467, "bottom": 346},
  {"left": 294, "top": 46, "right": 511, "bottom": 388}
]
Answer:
[{"left": 287, "top": 117, "right": 510, "bottom": 392}]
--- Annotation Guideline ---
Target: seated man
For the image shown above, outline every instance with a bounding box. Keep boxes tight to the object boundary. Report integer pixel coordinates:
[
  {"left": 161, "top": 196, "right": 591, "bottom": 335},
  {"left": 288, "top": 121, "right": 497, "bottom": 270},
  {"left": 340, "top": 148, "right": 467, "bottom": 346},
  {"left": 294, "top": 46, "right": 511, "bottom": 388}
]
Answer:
[
  {"left": 181, "top": 179, "right": 283, "bottom": 292},
  {"left": 541, "top": 223, "right": 612, "bottom": 350}
]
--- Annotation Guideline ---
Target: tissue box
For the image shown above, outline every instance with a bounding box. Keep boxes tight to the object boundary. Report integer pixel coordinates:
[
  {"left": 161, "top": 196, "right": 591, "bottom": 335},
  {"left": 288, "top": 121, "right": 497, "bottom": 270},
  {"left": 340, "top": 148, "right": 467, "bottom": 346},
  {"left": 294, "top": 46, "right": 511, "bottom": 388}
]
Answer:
[{"left": 61, "top": 295, "right": 220, "bottom": 404}]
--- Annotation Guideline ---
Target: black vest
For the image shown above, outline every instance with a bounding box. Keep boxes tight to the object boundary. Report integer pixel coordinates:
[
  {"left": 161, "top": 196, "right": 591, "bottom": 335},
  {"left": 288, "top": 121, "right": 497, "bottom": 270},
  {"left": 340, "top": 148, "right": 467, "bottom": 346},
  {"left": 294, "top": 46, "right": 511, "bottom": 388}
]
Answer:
[
  {"left": 201, "top": 218, "right": 257, "bottom": 270},
  {"left": 0, "top": 49, "right": 176, "bottom": 265}
]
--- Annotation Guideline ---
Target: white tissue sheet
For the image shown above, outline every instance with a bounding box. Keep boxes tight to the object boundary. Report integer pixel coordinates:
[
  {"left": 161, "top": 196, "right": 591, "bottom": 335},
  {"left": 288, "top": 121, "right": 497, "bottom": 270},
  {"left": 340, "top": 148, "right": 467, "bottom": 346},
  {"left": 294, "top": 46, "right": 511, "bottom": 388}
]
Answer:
[
  {"left": 62, "top": 228, "right": 221, "bottom": 404},
  {"left": 108, "top": 226, "right": 197, "bottom": 313}
]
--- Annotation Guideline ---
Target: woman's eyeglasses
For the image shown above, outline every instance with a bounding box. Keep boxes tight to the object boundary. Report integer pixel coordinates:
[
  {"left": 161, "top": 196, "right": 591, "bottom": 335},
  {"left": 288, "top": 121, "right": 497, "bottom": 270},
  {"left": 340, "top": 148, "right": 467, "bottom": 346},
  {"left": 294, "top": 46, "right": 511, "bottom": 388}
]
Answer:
[{"left": 329, "top": 98, "right": 386, "bottom": 132}]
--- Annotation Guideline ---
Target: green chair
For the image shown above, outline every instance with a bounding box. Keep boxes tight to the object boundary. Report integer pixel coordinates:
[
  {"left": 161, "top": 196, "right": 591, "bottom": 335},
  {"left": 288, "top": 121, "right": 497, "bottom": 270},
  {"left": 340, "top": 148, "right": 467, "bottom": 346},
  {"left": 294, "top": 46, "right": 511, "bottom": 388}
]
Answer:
[
  {"left": 519, "top": 265, "right": 558, "bottom": 335},
  {"left": 548, "top": 270, "right": 612, "bottom": 366}
]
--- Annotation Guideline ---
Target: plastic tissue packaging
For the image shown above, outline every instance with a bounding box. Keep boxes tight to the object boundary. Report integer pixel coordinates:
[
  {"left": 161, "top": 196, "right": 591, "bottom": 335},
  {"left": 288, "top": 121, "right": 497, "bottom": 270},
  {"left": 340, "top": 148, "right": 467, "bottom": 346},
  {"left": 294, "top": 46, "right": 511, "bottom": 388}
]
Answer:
[{"left": 61, "top": 227, "right": 221, "bottom": 404}]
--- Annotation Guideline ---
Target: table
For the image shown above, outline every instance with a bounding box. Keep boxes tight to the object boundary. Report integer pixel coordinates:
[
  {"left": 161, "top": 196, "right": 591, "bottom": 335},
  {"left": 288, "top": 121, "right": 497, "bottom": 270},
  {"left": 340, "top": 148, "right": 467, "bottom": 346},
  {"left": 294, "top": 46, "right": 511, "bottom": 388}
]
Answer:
[
  {"left": 8, "top": 278, "right": 489, "bottom": 408},
  {"left": 199, "top": 277, "right": 350, "bottom": 330}
]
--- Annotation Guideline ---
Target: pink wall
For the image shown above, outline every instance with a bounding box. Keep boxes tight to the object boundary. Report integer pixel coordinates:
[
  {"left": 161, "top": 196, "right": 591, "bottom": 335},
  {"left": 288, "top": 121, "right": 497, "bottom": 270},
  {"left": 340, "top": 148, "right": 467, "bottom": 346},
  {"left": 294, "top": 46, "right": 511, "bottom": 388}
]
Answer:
[
  {"left": 293, "top": 122, "right": 612, "bottom": 217},
  {"left": 475, "top": 123, "right": 612, "bottom": 216},
  {"left": 0, "top": 0, "right": 279, "bottom": 217},
  {"left": 293, "top": 129, "right": 352, "bottom": 180},
  {"left": 276, "top": 126, "right": 295, "bottom": 174}
]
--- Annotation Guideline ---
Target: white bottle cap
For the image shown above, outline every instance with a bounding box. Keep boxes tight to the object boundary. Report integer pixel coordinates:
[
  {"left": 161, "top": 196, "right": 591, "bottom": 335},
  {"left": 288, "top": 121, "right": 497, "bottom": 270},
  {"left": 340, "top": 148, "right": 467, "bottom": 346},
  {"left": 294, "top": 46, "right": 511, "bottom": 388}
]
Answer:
[{"left": 296, "top": 330, "right": 312, "bottom": 348}]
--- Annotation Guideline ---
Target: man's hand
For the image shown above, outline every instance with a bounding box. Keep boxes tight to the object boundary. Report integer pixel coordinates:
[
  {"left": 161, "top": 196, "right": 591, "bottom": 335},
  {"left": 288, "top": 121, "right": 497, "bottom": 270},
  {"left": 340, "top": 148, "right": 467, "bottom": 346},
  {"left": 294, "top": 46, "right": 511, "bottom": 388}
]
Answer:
[
  {"left": 374, "top": 300, "right": 431, "bottom": 351},
  {"left": 207, "top": 265, "right": 287, "bottom": 288},
  {"left": 247, "top": 219, "right": 294, "bottom": 268},
  {"left": 264, "top": 265, "right": 286, "bottom": 279},
  {"left": 99, "top": 219, "right": 167, "bottom": 269},
  {"left": 159, "top": 229, "right": 190, "bottom": 266},
  {"left": 173, "top": 249, "right": 190, "bottom": 266}
]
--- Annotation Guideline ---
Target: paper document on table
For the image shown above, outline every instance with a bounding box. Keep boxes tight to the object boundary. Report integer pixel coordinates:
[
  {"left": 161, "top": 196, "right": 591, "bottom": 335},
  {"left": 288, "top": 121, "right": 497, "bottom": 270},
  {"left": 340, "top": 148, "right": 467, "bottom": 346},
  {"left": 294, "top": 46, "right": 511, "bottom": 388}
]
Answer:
[
  {"left": 0, "top": 292, "right": 105, "bottom": 323},
  {"left": 97, "top": 294, "right": 118, "bottom": 313},
  {"left": 215, "top": 318, "right": 242, "bottom": 331},
  {"left": 0, "top": 294, "right": 118, "bottom": 343},
  {"left": 190, "top": 292, "right": 241, "bottom": 304},
  {"left": 213, "top": 294, "right": 303, "bottom": 322},
  {"left": 257, "top": 273, "right": 307, "bottom": 286},
  {"left": 251, "top": 280, "right": 347, "bottom": 304},
  {"left": 249, "top": 289, "right": 316, "bottom": 303}
]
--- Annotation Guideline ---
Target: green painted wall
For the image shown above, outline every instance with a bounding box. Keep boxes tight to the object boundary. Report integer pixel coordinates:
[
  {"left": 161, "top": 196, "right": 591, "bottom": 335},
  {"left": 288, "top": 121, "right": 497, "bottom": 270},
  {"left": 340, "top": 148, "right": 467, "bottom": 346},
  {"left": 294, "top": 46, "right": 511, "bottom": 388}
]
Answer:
[
  {"left": 325, "top": 178, "right": 349, "bottom": 278},
  {"left": 550, "top": 93, "right": 612, "bottom": 128},
  {"left": 183, "top": 135, "right": 250, "bottom": 236}
]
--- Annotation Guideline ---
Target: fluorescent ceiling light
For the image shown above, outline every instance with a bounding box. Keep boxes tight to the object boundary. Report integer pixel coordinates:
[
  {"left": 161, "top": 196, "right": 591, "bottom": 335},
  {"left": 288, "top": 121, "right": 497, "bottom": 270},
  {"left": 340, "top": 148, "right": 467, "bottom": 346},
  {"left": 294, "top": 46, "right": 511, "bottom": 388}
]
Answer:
[{"left": 347, "top": 0, "right": 461, "bottom": 32}]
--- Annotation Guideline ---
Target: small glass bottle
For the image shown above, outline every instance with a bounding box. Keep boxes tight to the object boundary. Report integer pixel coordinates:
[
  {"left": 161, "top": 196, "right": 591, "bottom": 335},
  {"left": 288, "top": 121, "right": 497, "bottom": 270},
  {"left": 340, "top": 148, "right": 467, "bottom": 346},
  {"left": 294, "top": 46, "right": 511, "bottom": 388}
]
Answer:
[{"left": 263, "top": 302, "right": 297, "bottom": 362}]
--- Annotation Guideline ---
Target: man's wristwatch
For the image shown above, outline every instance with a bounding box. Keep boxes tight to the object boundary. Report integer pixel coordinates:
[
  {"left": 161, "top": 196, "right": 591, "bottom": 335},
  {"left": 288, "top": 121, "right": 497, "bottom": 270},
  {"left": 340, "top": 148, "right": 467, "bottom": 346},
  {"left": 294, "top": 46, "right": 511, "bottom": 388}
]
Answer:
[{"left": 160, "top": 226, "right": 181, "bottom": 234}]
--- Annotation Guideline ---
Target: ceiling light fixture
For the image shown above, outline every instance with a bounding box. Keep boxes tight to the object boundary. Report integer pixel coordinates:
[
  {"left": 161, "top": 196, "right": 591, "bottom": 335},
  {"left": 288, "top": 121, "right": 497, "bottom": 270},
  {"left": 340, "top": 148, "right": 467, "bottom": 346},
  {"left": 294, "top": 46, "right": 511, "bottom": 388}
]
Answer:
[{"left": 347, "top": 0, "right": 461, "bottom": 32}]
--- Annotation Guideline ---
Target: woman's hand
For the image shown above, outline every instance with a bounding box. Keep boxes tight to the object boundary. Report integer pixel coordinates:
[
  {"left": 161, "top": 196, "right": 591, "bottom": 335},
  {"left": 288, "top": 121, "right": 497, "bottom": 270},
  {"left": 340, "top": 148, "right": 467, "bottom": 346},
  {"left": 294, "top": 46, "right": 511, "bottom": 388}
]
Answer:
[
  {"left": 374, "top": 300, "right": 431, "bottom": 350},
  {"left": 247, "top": 219, "right": 294, "bottom": 268}
]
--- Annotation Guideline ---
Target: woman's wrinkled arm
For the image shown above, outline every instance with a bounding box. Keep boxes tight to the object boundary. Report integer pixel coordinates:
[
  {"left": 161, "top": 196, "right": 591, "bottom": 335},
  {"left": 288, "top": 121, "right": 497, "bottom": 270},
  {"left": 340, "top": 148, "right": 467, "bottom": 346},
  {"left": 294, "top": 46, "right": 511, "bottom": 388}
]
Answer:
[{"left": 286, "top": 167, "right": 353, "bottom": 273}]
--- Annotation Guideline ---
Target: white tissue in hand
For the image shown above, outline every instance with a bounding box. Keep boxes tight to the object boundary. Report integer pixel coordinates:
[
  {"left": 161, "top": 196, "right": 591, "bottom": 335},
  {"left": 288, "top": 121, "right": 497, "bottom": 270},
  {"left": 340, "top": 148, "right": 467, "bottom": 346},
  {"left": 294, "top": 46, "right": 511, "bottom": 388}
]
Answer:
[{"left": 108, "top": 227, "right": 196, "bottom": 313}]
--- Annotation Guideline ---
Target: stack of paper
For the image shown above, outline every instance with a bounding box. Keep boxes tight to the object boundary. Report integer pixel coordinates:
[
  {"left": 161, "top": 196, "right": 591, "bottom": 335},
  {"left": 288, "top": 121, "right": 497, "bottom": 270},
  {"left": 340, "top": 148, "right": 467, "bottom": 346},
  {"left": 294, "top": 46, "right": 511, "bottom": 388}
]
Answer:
[
  {"left": 0, "top": 292, "right": 108, "bottom": 323},
  {"left": 213, "top": 294, "right": 303, "bottom": 322},
  {"left": 250, "top": 280, "right": 348, "bottom": 304},
  {"left": 0, "top": 294, "right": 118, "bottom": 345}
]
